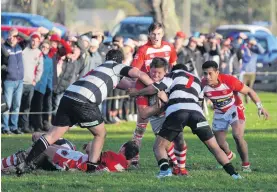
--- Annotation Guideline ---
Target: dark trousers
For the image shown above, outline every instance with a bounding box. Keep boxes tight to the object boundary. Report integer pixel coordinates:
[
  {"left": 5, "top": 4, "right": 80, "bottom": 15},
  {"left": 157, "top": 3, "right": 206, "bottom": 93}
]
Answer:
[
  {"left": 18, "top": 84, "right": 34, "bottom": 130},
  {"left": 51, "top": 92, "right": 63, "bottom": 124},
  {"left": 30, "top": 88, "right": 52, "bottom": 130}
]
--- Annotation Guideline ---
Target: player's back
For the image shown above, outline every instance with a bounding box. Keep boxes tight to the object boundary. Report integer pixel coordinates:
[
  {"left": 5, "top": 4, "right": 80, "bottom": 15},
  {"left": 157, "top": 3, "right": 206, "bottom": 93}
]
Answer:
[
  {"left": 168, "top": 69, "right": 202, "bottom": 103},
  {"left": 52, "top": 148, "right": 88, "bottom": 171},
  {"left": 97, "top": 151, "right": 128, "bottom": 172},
  {"left": 64, "top": 61, "right": 128, "bottom": 105}
]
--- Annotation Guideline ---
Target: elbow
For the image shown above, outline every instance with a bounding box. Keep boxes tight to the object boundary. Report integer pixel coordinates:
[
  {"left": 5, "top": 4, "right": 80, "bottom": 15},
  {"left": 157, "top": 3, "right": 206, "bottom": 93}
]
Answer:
[{"left": 140, "top": 113, "right": 149, "bottom": 120}]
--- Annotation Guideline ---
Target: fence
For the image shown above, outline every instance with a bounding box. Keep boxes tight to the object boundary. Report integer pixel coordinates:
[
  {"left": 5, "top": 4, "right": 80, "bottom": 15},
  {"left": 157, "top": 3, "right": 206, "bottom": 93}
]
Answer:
[{"left": 253, "top": 64, "right": 277, "bottom": 92}]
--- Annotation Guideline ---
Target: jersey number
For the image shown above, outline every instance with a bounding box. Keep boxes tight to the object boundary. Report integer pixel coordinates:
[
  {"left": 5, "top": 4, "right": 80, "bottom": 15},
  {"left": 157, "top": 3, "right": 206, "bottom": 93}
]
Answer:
[{"left": 185, "top": 75, "right": 194, "bottom": 88}]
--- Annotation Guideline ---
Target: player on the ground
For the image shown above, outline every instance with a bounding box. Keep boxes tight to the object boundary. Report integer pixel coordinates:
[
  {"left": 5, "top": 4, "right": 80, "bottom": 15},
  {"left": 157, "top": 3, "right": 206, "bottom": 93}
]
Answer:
[
  {"left": 2, "top": 140, "right": 138, "bottom": 173},
  {"left": 129, "top": 65, "right": 242, "bottom": 179},
  {"left": 15, "top": 49, "right": 153, "bottom": 175},
  {"left": 201, "top": 61, "right": 269, "bottom": 172},
  {"left": 131, "top": 22, "right": 177, "bottom": 166},
  {"left": 2, "top": 132, "right": 76, "bottom": 172}
]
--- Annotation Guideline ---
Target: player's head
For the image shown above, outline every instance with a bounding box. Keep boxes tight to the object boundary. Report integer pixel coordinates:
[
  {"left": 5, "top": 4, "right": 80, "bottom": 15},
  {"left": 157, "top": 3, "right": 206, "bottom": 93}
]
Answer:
[
  {"left": 148, "top": 22, "right": 164, "bottom": 46},
  {"left": 105, "top": 49, "right": 124, "bottom": 63},
  {"left": 118, "top": 141, "right": 139, "bottom": 160},
  {"left": 150, "top": 57, "right": 168, "bottom": 82},
  {"left": 202, "top": 60, "right": 219, "bottom": 86},
  {"left": 172, "top": 64, "right": 189, "bottom": 72}
]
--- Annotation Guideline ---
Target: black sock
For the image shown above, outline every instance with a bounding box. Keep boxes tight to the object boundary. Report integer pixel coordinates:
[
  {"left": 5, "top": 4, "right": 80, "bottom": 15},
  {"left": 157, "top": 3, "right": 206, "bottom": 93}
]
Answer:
[
  {"left": 158, "top": 158, "right": 169, "bottom": 171},
  {"left": 26, "top": 136, "right": 49, "bottom": 164},
  {"left": 86, "top": 161, "right": 98, "bottom": 172},
  {"left": 223, "top": 163, "right": 238, "bottom": 175}
]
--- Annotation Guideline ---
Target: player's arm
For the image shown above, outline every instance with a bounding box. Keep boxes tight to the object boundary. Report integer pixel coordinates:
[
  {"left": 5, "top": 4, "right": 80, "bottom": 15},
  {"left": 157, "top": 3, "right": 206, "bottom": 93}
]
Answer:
[
  {"left": 128, "top": 67, "right": 153, "bottom": 86},
  {"left": 116, "top": 77, "right": 136, "bottom": 89},
  {"left": 239, "top": 85, "right": 269, "bottom": 119},
  {"left": 118, "top": 66, "right": 153, "bottom": 87},
  {"left": 128, "top": 85, "right": 158, "bottom": 97},
  {"left": 138, "top": 101, "right": 163, "bottom": 119},
  {"left": 129, "top": 76, "right": 173, "bottom": 97}
]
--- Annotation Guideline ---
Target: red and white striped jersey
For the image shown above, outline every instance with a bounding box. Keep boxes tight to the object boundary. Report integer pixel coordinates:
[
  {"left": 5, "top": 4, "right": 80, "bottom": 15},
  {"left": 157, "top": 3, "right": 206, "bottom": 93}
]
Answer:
[
  {"left": 52, "top": 149, "right": 88, "bottom": 171},
  {"left": 202, "top": 74, "right": 244, "bottom": 113},
  {"left": 131, "top": 41, "right": 177, "bottom": 73},
  {"left": 52, "top": 149, "right": 128, "bottom": 172}
]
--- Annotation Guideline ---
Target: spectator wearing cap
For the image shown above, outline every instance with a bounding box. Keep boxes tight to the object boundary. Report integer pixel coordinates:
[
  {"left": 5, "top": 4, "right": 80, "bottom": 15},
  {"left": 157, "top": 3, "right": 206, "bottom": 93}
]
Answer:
[
  {"left": 19, "top": 32, "right": 44, "bottom": 133},
  {"left": 30, "top": 40, "right": 53, "bottom": 132},
  {"left": 48, "top": 33, "right": 72, "bottom": 59},
  {"left": 81, "top": 30, "right": 107, "bottom": 61},
  {"left": 80, "top": 35, "right": 92, "bottom": 75},
  {"left": 81, "top": 35, "right": 91, "bottom": 50},
  {"left": 79, "top": 38, "right": 102, "bottom": 77},
  {"left": 173, "top": 31, "right": 186, "bottom": 64},
  {"left": 1, "top": 28, "right": 29, "bottom": 134},
  {"left": 123, "top": 38, "right": 135, "bottom": 66},
  {"left": 241, "top": 37, "right": 265, "bottom": 103}
]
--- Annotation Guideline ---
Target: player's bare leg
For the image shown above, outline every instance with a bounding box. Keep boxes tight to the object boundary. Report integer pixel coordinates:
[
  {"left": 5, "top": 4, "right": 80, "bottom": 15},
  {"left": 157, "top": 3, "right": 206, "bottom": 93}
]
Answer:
[
  {"left": 153, "top": 135, "right": 172, "bottom": 178},
  {"left": 44, "top": 126, "right": 70, "bottom": 144},
  {"left": 214, "top": 130, "right": 231, "bottom": 154},
  {"left": 87, "top": 123, "right": 106, "bottom": 164},
  {"left": 203, "top": 136, "right": 241, "bottom": 178},
  {"left": 231, "top": 120, "right": 251, "bottom": 172},
  {"left": 204, "top": 136, "right": 230, "bottom": 165}
]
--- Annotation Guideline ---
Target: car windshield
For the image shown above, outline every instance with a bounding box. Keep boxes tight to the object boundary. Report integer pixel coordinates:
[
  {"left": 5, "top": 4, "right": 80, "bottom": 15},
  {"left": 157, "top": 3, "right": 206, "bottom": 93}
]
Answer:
[
  {"left": 255, "top": 38, "right": 268, "bottom": 51},
  {"left": 31, "top": 17, "right": 53, "bottom": 28},
  {"left": 111, "top": 23, "right": 149, "bottom": 39},
  {"left": 216, "top": 29, "right": 250, "bottom": 38}
]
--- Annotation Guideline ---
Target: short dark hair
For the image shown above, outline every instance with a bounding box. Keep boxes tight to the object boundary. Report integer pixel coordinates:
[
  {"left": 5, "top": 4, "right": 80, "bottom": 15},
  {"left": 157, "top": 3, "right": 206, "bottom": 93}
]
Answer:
[
  {"left": 112, "top": 35, "right": 123, "bottom": 43},
  {"left": 150, "top": 57, "right": 168, "bottom": 71},
  {"left": 105, "top": 49, "right": 124, "bottom": 63},
  {"left": 172, "top": 64, "right": 188, "bottom": 72},
  {"left": 202, "top": 60, "right": 219, "bottom": 70},
  {"left": 123, "top": 141, "right": 139, "bottom": 160},
  {"left": 148, "top": 22, "right": 165, "bottom": 33}
]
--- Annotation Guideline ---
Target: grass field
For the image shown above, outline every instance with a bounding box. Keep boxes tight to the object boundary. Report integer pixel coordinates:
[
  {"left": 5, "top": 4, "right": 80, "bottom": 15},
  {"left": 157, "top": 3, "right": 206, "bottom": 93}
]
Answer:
[{"left": 1, "top": 92, "right": 277, "bottom": 192}]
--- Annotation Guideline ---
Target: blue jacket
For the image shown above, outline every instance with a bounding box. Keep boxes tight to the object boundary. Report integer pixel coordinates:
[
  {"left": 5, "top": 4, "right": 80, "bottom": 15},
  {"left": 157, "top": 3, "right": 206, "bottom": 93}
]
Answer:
[
  {"left": 35, "top": 54, "right": 53, "bottom": 94},
  {"left": 2, "top": 42, "right": 24, "bottom": 81},
  {"left": 242, "top": 44, "right": 265, "bottom": 73}
]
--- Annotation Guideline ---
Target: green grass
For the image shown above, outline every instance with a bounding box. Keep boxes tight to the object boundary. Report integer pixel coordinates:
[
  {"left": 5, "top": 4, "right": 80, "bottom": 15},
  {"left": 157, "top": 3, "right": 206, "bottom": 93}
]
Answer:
[{"left": 1, "top": 92, "right": 277, "bottom": 192}]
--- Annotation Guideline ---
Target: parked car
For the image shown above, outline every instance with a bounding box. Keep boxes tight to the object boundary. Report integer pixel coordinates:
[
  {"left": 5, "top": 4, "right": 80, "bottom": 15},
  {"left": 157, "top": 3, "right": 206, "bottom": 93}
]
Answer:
[
  {"left": 104, "top": 16, "right": 153, "bottom": 44},
  {"left": 1, "top": 25, "right": 37, "bottom": 40},
  {"left": 1, "top": 12, "right": 67, "bottom": 37},
  {"left": 216, "top": 25, "right": 277, "bottom": 66},
  {"left": 216, "top": 24, "right": 272, "bottom": 38}
]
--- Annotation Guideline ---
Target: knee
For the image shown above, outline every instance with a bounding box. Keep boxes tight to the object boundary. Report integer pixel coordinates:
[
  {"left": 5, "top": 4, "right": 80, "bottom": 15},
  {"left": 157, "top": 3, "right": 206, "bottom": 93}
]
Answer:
[
  {"left": 94, "top": 128, "right": 107, "bottom": 138},
  {"left": 233, "top": 134, "right": 244, "bottom": 143}
]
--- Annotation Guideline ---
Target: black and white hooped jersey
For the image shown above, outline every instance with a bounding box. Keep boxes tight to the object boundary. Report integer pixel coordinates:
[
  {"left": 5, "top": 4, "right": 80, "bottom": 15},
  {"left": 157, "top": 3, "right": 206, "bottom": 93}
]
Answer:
[
  {"left": 64, "top": 61, "right": 132, "bottom": 105},
  {"left": 152, "top": 69, "right": 204, "bottom": 116}
]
